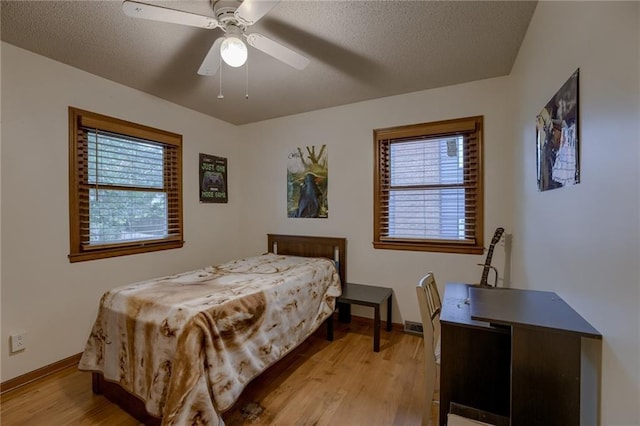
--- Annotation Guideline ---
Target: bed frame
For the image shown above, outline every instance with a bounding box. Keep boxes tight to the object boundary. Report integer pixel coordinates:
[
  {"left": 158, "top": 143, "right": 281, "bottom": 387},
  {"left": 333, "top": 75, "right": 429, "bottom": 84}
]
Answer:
[
  {"left": 91, "top": 234, "right": 347, "bottom": 425},
  {"left": 267, "top": 233, "right": 346, "bottom": 285}
]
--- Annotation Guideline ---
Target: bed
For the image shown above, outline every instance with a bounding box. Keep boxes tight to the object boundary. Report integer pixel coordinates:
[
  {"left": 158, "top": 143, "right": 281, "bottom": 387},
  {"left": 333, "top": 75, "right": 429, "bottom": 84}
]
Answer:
[{"left": 78, "top": 234, "right": 346, "bottom": 425}]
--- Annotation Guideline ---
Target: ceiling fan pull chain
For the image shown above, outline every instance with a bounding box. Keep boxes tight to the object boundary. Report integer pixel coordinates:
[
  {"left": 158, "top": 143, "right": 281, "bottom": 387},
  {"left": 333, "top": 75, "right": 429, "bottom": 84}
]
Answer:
[
  {"left": 217, "top": 56, "right": 224, "bottom": 99},
  {"left": 245, "top": 56, "right": 249, "bottom": 100}
]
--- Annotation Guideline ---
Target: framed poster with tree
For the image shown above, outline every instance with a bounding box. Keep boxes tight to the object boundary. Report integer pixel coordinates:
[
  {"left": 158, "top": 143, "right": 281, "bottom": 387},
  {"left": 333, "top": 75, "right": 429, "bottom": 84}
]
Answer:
[{"left": 287, "top": 145, "right": 328, "bottom": 218}]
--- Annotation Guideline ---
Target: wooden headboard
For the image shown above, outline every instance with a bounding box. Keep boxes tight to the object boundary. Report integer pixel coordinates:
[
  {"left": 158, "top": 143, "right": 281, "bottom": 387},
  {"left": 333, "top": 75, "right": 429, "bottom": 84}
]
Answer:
[{"left": 267, "top": 234, "right": 347, "bottom": 285}]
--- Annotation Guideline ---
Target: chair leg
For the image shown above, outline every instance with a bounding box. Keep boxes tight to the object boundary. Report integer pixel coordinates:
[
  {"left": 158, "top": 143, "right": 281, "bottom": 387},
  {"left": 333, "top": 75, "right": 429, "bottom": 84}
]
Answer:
[{"left": 424, "top": 354, "right": 437, "bottom": 426}]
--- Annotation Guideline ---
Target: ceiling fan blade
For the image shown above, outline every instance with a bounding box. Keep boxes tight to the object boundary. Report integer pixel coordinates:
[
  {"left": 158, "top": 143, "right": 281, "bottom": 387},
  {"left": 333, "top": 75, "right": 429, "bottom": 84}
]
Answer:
[
  {"left": 122, "top": 0, "right": 219, "bottom": 29},
  {"left": 197, "top": 37, "right": 224, "bottom": 76},
  {"left": 235, "top": 0, "right": 280, "bottom": 26},
  {"left": 246, "top": 33, "right": 309, "bottom": 70}
]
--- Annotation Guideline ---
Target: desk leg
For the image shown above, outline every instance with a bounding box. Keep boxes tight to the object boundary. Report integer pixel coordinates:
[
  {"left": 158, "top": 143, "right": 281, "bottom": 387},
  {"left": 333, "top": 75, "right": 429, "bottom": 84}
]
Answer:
[
  {"left": 373, "top": 305, "right": 380, "bottom": 352},
  {"left": 511, "top": 327, "right": 581, "bottom": 426},
  {"left": 326, "top": 315, "right": 334, "bottom": 341},
  {"left": 338, "top": 302, "right": 351, "bottom": 323},
  {"left": 386, "top": 294, "right": 392, "bottom": 332},
  {"left": 440, "top": 323, "right": 511, "bottom": 426}
]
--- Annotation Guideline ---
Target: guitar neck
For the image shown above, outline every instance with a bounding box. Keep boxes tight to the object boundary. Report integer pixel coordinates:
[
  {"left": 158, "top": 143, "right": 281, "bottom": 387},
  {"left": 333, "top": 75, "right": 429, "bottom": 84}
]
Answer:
[
  {"left": 479, "top": 228, "right": 504, "bottom": 287},
  {"left": 479, "top": 246, "right": 496, "bottom": 286}
]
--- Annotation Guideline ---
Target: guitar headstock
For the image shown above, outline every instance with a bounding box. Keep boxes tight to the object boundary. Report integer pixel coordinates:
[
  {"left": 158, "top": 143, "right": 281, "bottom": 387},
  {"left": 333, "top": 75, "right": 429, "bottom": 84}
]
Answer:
[
  {"left": 490, "top": 227, "right": 505, "bottom": 246},
  {"left": 478, "top": 227, "right": 506, "bottom": 287}
]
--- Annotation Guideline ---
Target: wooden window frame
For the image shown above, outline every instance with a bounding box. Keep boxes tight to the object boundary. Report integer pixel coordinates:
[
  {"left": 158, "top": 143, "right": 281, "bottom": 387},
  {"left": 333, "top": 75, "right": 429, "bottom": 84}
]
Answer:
[
  {"left": 68, "top": 107, "right": 184, "bottom": 262},
  {"left": 373, "top": 116, "right": 484, "bottom": 254}
]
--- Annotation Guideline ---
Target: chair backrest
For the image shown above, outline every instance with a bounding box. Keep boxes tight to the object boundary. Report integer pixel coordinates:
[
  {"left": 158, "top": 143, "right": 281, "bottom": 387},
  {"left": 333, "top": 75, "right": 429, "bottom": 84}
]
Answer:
[
  {"left": 416, "top": 277, "right": 436, "bottom": 348},
  {"left": 418, "top": 272, "right": 442, "bottom": 322},
  {"left": 417, "top": 272, "right": 442, "bottom": 362},
  {"left": 416, "top": 272, "right": 442, "bottom": 425}
]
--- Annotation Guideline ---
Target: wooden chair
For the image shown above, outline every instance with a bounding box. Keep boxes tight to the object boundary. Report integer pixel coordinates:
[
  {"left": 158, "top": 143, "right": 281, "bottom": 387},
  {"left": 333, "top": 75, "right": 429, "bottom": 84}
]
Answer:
[{"left": 416, "top": 272, "right": 442, "bottom": 426}]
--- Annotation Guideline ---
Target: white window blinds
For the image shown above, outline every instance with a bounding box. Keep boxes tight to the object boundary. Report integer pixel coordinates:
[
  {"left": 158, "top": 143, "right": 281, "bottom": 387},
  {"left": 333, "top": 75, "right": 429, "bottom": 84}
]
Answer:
[
  {"left": 69, "top": 107, "right": 183, "bottom": 262},
  {"left": 81, "top": 129, "right": 178, "bottom": 245},
  {"left": 374, "top": 116, "right": 483, "bottom": 254}
]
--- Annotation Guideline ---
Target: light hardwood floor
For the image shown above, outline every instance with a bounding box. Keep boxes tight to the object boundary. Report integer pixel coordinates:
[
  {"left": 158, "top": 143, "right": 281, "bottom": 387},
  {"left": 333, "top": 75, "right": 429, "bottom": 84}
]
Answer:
[{"left": 1, "top": 319, "right": 439, "bottom": 425}]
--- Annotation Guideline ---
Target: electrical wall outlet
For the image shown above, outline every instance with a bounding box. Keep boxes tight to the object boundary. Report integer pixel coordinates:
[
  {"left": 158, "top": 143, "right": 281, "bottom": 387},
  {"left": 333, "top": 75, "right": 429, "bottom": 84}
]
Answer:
[{"left": 10, "top": 332, "right": 26, "bottom": 353}]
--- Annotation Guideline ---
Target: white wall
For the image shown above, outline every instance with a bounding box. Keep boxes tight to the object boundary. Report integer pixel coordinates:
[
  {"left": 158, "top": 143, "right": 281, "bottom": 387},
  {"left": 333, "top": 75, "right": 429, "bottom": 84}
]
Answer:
[
  {"left": 509, "top": 2, "right": 640, "bottom": 424},
  {"left": 238, "top": 76, "right": 514, "bottom": 325},
  {"left": 0, "top": 43, "right": 245, "bottom": 381},
  {"left": 2, "top": 2, "right": 639, "bottom": 423}
]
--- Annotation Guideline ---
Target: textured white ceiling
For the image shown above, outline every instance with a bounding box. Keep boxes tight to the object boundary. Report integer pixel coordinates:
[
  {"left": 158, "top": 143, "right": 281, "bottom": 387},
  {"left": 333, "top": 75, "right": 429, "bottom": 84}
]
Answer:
[{"left": 1, "top": 0, "right": 537, "bottom": 125}]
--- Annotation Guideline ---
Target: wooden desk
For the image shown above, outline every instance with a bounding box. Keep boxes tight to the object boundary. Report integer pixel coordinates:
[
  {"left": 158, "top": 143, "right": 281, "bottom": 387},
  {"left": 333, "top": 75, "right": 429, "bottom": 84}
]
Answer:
[
  {"left": 338, "top": 283, "right": 392, "bottom": 352},
  {"left": 440, "top": 283, "right": 601, "bottom": 426}
]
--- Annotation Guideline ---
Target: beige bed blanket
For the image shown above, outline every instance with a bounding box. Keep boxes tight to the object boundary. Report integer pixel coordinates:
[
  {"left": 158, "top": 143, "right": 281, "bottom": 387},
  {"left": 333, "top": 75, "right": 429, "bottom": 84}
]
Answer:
[{"left": 78, "top": 253, "right": 341, "bottom": 425}]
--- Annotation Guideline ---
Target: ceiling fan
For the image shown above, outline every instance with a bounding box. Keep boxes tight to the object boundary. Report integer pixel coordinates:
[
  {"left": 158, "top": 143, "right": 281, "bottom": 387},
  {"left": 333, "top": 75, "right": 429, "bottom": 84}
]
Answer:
[{"left": 122, "top": 0, "right": 310, "bottom": 76}]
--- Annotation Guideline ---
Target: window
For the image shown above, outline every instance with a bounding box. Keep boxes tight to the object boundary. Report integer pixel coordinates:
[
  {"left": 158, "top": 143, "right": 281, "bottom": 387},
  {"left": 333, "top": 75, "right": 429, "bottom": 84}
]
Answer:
[
  {"left": 373, "top": 116, "right": 483, "bottom": 254},
  {"left": 69, "top": 107, "right": 183, "bottom": 262}
]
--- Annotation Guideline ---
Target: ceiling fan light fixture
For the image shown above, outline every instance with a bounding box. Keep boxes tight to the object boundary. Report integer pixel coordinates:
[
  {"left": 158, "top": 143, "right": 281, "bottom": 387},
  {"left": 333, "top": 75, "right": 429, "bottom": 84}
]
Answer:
[{"left": 220, "top": 35, "right": 247, "bottom": 67}]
